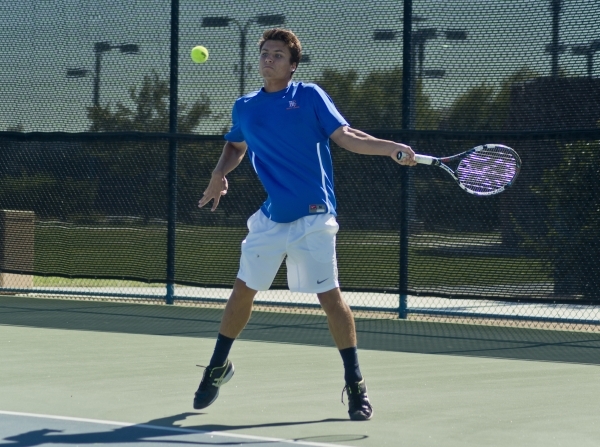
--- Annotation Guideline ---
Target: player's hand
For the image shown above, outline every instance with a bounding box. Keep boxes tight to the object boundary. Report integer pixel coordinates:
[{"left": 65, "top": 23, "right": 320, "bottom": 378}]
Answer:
[
  {"left": 199, "top": 173, "right": 228, "bottom": 211},
  {"left": 393, "top": 145, "right": 417, "bottom": 166}
]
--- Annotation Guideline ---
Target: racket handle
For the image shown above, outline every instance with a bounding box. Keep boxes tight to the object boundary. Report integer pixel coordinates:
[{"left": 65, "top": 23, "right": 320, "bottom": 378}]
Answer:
[{"left": 398, "top": 152, "right": 435, "bottom": 165}]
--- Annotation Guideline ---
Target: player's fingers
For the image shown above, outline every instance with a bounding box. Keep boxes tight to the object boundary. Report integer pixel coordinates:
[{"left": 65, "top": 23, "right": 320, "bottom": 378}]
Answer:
[
  {"left": 199, "top": 190, "right": 216, "bottom": 208},
  {"left": 394, "top": 149, "right": 415, "bottom": 166},
  {"left": 198, "top": 195, "right": 210, "bottom": 208},
  {"left": 210, "top": 194, "right": 221, "bottom": 211}
]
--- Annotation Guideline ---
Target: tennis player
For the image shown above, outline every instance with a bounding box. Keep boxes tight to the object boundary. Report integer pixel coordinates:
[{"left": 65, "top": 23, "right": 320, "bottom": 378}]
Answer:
[{"left": 195, "top": 28, "right": 416, "bottom": 421}]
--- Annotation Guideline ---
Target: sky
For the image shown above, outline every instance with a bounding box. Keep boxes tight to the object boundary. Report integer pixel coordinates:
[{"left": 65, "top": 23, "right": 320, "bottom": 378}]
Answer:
[{"left": 1, "top": 0, "right": 599, "bottom": 133}]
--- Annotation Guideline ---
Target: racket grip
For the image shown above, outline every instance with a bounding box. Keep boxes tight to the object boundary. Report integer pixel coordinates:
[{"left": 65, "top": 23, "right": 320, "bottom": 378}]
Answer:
[{"left": 397, "top": 152, "right": 435, "bottom": 165}]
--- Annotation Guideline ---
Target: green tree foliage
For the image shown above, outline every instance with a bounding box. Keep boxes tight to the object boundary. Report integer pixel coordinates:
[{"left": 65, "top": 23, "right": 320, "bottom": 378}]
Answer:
[
  {"left": 0, "top": 73, "right": 214, "bottom": 221},
  {"left": 441, "top": 67, "right": 540, "bottom": 131},
  {"left": 313, "top": 67, "right": 440, "bottom": 131},
  {"left": 527, "top": 141, "right": 600, "bottom": 299},
  {"left": 87, "top": 71, "right": 211, "bottom": 133},
  {"left": 81, "top": 72, "right": 214, "bottom": 221}
]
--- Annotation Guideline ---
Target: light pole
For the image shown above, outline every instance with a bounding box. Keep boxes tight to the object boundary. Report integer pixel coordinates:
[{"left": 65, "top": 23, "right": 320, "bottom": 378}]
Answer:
[
  {"left": 572, "top": 40, "right": 600, "bottom": 78},
  {"left": 545, "top": 0, "right": 565, "bottom": 78},
  {"left": 67, "top": 42, "right": 140, "bottom": 107},
  {"left": 373, "top": 25, "right": 467, "bottom": 128},
  {"left": 201, "top": 14, "right": 286, "bottom": 97}
]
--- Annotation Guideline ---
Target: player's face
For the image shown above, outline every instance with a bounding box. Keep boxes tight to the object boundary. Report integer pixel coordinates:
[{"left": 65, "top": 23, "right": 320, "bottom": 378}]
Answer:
[{"left": 259, "top": 40, "right": 297, "bottom": 83}]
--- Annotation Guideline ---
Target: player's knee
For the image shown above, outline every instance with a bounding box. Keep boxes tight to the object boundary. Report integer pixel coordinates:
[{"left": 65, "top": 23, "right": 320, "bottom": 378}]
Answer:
[
  {"left": 317, "top": 288, "right": 345, "bottom": 310},
  {"left": 231, "top": 279, "right": 258, "bottom": 302}
]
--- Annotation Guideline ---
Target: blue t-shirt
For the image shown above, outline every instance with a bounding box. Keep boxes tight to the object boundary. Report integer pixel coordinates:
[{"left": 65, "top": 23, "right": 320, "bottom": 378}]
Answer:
[{"left": 225, "top": 82, "right": 348, "bottom": 223}]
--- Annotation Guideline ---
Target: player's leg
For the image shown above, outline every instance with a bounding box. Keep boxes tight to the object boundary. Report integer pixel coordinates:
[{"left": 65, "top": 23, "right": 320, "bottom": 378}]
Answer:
[
  {"left": 219, "top": 278, "right": 258, "bottom": 339},
  {"left": 317, "top": 287, "right": 356, "bottom": 349},
  {"left": 193, "top": 279, "right": 257, "bottom": 410},
  {"left": 193, "top": 210, "right": 287, "bottom": 410},
  {"left": 317, "top": 288, "right": 373, "bottom": 421},
  {"left": 286, "top": 214, "right": 373, "bottom": 420}
]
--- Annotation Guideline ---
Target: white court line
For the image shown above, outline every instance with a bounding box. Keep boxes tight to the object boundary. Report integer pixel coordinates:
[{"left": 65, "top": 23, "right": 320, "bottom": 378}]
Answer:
[{"left": 0, "top": 410, "right": 352, "bottom": 447}]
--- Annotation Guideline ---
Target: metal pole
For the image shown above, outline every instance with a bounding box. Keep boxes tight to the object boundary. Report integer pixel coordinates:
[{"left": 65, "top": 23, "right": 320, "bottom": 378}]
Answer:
[
  {"left": 239, "top": 23, "right": 248, "bottom": 97},
  {"left": 551, "top": 0, "right": 561, "bottom": 78},
  {"left": 166, "top": 0, "right": 179, "bottom": 305},
  {"left": 417, "top": 39, "right": 424, "bottom": 79},
  {"left": 93, "top": 51, "right": 101, "bottom": 107},
  {"left": 399, "top": 0, "right": 412, "bottom": 319}
]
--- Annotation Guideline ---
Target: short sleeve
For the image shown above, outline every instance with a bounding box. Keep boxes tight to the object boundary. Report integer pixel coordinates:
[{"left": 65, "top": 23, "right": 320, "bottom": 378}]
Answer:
[
  {"left": 224, "top": 101, "right": 245, "bottom": 142},
  {"left": 311, "top": 85, "right": 349, "bottom": 136}
]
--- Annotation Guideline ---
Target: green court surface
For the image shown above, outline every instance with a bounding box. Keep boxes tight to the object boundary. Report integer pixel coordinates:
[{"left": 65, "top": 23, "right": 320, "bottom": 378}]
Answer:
[{"left": 1, "top": 296, "right": 600, "bottom": 446}]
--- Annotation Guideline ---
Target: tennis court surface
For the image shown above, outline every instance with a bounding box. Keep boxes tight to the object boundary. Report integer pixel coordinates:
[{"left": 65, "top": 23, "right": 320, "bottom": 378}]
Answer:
[{"left": 2, "top": 295, "right": 600, "bottom": 447}]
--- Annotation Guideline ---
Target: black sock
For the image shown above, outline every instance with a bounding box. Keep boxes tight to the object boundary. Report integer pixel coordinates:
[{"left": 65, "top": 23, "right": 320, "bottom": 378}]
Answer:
[
  {"left": 339, "top": 346, "right": 363, "bottom": 384},
  {"left": 208, "top": 333, "right": 235, "bottom": 367}
]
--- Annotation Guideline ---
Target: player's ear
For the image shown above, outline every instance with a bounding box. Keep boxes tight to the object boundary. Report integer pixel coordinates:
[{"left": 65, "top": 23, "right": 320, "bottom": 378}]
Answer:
[{"left": 291, "top": 63, "right": 297, "bottom": 73}]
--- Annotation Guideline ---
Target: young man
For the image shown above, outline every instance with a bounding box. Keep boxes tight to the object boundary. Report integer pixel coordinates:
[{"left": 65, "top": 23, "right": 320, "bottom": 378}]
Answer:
[{"left": 195, "top": 28, "right": 416, "bottom": 421}]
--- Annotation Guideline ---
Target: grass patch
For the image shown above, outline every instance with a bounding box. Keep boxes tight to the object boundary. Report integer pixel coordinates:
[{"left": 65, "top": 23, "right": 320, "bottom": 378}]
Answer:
[{"left": 32, "top": 223, "right": 551, "bottom": 290}]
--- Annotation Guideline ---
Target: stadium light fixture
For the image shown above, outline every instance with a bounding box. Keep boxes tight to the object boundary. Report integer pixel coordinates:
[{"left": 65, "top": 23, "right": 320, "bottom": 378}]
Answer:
[
  {"left": 372, "top": 26, "right": 466, "bottom": 79},
  {"left": 201, "top": 17, "right": 231, "bottom": 28},
  {"left": 256, "top": 14, "right": 286, "bottom": 26},
  {"left": 423, "top": 69, "right": 445, "bottom": 78},
  {"left": 445, "top": 30, "right": 468, "bottom": 41},
  {"left": 67, "top": 42, "right": 140, "bottom": 106},
  {"left": 373, "top": 29, "right": 398, "bottom": 41},
  {"left": 372, "top": 20, "right": 467, "bottom": 130},
  {"left": 572, "top": 40, "right": 600, "bottom": 78},
  {"left": 66, "top": 68, "right": 90, "bottom": 78}
]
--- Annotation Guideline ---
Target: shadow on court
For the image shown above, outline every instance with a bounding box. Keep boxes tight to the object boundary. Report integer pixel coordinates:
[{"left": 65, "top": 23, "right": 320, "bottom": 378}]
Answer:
[
  {"left": 2, "top": 412, "right": 360, "bottom": 447},
  {"left": 1, "top": 296, "right": 600, "bottom": 366}
]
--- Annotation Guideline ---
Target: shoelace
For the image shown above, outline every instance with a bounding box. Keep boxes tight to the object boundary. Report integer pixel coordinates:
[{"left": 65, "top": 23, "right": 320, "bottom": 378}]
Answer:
[
  {"left": 341, "top": 384, "right": 358, "bottom": 405},
  {"left": 196, "top": 363, "right": 228, "bottom": 388}
]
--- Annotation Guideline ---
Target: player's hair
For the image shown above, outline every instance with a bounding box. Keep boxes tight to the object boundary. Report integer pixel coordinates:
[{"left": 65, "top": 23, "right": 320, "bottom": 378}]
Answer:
[{"left": 258, "top": 28, "right": 302, "bottom": 70}]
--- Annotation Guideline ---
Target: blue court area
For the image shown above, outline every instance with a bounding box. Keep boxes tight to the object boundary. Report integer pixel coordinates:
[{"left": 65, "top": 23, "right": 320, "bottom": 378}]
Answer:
[{"left": 2, "top": 296, "right": 600, "bottom": 447}]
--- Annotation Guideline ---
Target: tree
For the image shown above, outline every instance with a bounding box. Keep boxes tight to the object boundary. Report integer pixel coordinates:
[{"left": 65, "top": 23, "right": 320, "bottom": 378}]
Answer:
[
  {"left": 87, "top": 71, "right": 211, "bottom": 133},
  {"left": 441, "top": 67, "right": 540, "bottom": 132},
  {"left": 527, "top": 141, "right": 600, "bottom": 299},
  {"left": 313, "top": 67, "right": 440, "bottom": 131},
  {"left": 84, "top": 71, "right": 214, "bottom": 220}
]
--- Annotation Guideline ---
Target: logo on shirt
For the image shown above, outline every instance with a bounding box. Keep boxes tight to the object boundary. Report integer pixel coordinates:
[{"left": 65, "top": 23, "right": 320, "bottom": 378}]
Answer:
[
  {"left": 287, "top": 100, "right": 300, "bottom": 110},
  {"left": 309, "top": 204, "right": 326, "bottom": 214}
]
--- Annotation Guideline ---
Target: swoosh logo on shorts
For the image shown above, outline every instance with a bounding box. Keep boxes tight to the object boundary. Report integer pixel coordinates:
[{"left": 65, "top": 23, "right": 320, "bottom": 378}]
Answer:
[{"left": 317, "top": 278, "right": 329, "bottom": 284}]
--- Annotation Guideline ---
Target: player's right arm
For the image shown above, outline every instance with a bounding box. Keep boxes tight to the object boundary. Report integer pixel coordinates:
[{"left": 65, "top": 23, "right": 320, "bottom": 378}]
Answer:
[{"left": 199, "top": 140, "right": 248, "bottom": 211}]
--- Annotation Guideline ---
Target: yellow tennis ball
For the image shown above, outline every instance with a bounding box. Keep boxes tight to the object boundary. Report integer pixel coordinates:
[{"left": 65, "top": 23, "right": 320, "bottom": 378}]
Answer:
[{"left": 191, "top": 45, "right": 209, "bottom": 64}]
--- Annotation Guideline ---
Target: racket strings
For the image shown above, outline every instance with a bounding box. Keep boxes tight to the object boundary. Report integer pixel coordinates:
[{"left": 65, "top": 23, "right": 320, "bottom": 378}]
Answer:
[{"left": 456, "top": 147, "right": 518, "bottom": 194}]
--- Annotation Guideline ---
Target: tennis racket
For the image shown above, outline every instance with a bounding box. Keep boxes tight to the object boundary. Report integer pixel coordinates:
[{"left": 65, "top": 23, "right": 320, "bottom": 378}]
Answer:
[{"left": 398, "top": 144, "right": 521, "bottom": 196}]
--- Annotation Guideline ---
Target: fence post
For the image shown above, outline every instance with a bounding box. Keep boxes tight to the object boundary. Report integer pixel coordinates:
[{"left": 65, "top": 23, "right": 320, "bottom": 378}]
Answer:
[
  {"left": 399, "top": 0, "right": 413, "bottom": 319},
  {"left": 166, "top": 0, "right": 179, "bottom": 305}
]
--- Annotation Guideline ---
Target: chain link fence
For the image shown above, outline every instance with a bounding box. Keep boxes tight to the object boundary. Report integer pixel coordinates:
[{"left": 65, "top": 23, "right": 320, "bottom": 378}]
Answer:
[{"left": 1, "top": 0, "right": 599, "bottom": 330}]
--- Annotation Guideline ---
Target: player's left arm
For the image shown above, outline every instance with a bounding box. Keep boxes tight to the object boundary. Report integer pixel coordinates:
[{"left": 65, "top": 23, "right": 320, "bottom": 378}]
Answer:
[{"left": 330, "top": 125, "right": 417, "bottom": 166}]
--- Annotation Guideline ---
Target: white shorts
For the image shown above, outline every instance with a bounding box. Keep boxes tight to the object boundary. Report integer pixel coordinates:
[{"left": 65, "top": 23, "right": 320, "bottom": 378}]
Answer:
[{"left": 238, "top": 210, "right": 340, "bottom": 293}]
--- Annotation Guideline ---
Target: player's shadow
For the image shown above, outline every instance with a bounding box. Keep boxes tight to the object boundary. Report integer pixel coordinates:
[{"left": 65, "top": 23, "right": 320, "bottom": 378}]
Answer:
[{"left": 2, "top": 412, "right": 361, "bottom": 447}]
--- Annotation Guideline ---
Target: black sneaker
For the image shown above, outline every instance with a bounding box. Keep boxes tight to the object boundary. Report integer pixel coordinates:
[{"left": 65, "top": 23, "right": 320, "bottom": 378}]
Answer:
[
  {"left": 193, "top": 359, "right": 235, "bottom": 410},
  {"left": 343, "top": 379, "right": 373, "bottom": 421}
]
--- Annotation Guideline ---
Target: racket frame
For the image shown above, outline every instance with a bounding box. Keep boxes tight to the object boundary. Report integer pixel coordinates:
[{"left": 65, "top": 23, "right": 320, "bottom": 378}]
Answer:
[{"left": 400, "top": 144, "right": 521, "bottom": 196}]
